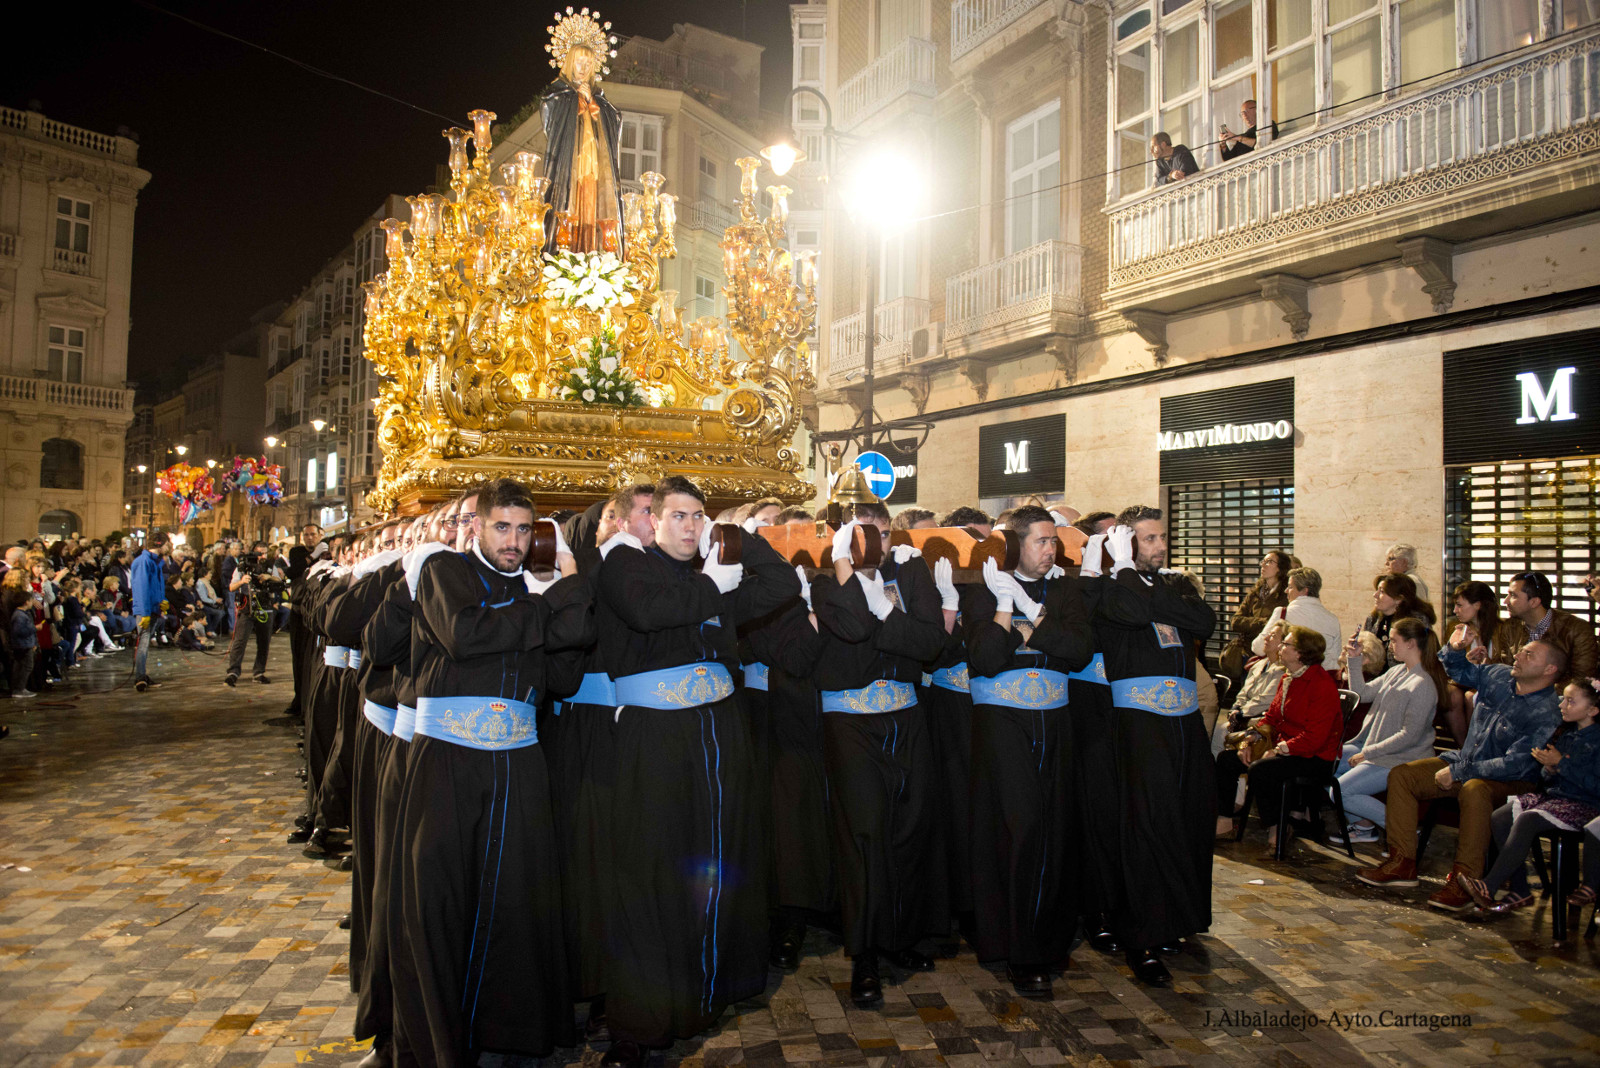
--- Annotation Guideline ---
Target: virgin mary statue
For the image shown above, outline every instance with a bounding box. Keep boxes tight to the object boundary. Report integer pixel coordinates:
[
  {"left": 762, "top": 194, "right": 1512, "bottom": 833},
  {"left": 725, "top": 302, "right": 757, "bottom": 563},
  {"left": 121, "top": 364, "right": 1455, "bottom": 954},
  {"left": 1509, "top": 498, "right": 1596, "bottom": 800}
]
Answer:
[{"left": 541, "top": 7, "right": 625, "bottom": 256}]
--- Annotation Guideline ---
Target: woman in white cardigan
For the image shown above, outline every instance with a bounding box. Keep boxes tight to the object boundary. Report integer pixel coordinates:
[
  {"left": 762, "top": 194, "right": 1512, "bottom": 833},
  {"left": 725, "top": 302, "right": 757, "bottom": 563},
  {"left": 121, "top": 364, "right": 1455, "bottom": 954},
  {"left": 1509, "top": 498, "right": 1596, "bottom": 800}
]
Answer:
[{"left": 1335, "top": 616, "right": 1448, "bottom": 842}]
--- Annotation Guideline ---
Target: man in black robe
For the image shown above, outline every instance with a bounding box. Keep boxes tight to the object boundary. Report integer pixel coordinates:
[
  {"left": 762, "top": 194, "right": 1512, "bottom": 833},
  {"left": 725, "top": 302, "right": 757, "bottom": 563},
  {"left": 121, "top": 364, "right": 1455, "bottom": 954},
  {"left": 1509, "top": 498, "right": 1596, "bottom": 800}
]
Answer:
[
  {"left": 285, "top": 522, "right": 322, "bottom": 718},
  {"left": 962, "top": 506, "right": 1093, "bottom": 998},
  {"left": 391, "top": 478, "right": 588, "bottom": 1066},
  {"left": 810, "top": 500, "right": 947, "bottom": 1007},
  {"left": 923, "top": 550, "right": 973, "bottom": 950},
  {"left": 594, "top": 475, "right": 799, "bottom": 1068},
  {"left": 1094, "top": 505, "right": 1216, "bottom": 987}
]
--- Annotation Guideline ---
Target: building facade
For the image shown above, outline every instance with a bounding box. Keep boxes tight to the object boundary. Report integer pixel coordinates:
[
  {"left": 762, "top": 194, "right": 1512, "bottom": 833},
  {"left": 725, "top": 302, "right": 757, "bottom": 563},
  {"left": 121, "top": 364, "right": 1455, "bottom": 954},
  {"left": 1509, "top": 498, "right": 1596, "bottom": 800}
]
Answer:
[
  {"left": 0, "top": 106, "right": 150, "bottom": 541},
  {"left": 803, "top": 0, "right": 1600, "bottom": 644}
]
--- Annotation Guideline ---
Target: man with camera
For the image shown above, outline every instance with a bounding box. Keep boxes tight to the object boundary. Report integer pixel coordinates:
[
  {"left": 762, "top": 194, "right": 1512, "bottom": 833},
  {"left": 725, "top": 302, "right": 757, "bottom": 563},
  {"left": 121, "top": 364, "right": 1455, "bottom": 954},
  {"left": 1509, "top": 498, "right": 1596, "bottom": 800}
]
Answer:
[{"left": 225, "top": 540, "right": 284, "bottom": 687}]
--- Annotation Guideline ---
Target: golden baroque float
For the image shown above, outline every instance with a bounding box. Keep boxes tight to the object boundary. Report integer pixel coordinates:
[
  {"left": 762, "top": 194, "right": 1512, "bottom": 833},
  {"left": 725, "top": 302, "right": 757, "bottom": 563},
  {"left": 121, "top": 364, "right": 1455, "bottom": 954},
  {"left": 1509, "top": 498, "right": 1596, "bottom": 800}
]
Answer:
[{"left": 362, "top": 24, "right": 818, "bottom": 513}]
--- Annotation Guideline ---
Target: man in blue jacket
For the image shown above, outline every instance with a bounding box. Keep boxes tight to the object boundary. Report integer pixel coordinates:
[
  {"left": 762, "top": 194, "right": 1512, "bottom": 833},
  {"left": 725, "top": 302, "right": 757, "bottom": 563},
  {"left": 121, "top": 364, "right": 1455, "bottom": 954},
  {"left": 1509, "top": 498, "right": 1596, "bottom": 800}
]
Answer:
[
  {"left": 130, "top": 531, "right": 172, "bottom": 692},
  {"left": 1356, "top": 624, "right": 1563, "bottom": 908}
]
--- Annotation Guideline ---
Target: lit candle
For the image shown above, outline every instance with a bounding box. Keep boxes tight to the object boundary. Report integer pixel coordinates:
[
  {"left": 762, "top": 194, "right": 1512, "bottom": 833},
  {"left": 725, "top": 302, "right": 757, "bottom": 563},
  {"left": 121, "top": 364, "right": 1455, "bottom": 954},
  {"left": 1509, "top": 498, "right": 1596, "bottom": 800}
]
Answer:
[
  {"left": 658, "top": 193, "right": 677, "bottom": 234},
  {"left": 443, "top": 127, "right": 470, "bottom": 179},
  {"left": 467, "top": 109, "right": 497, "bottom": 159}
]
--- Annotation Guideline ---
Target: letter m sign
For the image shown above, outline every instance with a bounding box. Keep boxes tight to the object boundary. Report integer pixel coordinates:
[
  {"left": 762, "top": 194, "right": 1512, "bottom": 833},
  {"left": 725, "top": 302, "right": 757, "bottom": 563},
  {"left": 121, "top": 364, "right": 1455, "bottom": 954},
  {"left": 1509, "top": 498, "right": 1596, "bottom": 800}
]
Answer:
[
  {"left": 1516, "top": 367, "right": 1578, "bottom": 424},
  {"left": 1003, "top": 440, "right": 1030, "bottom": 474}
]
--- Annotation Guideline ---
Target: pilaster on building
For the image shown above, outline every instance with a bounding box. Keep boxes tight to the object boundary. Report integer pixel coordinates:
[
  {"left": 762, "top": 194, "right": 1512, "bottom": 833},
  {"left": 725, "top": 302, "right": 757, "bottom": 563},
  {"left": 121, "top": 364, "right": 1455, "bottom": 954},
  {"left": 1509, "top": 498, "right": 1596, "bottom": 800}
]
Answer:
[{"left": 0, "top": 106, "right": 150, "bottom": 542}]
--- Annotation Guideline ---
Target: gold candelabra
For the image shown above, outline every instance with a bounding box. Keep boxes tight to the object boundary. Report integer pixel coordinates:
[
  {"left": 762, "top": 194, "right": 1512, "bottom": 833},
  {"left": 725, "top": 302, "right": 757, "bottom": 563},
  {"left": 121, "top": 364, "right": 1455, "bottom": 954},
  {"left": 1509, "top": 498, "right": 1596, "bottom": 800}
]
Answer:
[{"left": 361, "top": 110, "right": 818, "bottom": 512}]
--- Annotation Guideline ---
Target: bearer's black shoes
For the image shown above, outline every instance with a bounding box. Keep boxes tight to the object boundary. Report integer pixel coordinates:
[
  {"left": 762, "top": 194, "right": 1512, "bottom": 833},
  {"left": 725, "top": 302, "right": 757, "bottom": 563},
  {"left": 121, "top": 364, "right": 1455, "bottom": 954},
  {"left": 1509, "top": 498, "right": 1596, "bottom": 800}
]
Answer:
[
  {"left": 600, "top": 1040, "right": 645, "bottom": 1068},
  {"left": 1007, "top": 965, "right": 1052, "bottom": 998},
  {"left": 356, "top": 1034, "right": 392, "bottom": 1068},
  {"left": 1087, "top": 917, "right": 1119, "bottom": 954},
  {"left": 1157, "top": 941, "right": 1184, "bottom": 955},
  {"left": 287, "top": 826, "right": 313, "bottom": 844},
  {"left": 1126, "top": 948, "right": 1171, "bottom": 987},
  {"left": 303, "top": 827, "right": 334, "bottom": 858},
  {"left": 338, "top": 855, "right": 353, "bottom": 872},
  {"left": 583, "top": 996, "right": 610, "bottom": 1043},
  {"left": 770, "top": 921, "right": 804, "bottom": 971},
  {"left": 883, "top": 947, "right": 935, "bottom": 972},
  {"left": 337, "top": 913, "right": 352, "bottom": 930},
  {"left": 850, "top": 952, "right": 883, "bottom": 1008}
]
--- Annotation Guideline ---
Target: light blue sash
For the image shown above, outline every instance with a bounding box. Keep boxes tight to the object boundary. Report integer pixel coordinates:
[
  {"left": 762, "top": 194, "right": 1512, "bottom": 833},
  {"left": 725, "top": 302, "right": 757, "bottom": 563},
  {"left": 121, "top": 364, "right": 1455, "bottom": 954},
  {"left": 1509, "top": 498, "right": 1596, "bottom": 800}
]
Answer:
[
  {"left": 820, "top": 679, "right": 917, "bottom": 715},
  {"left": 970, "top": 668, "right": 1070, "bottom": 710},
  {"left": 567, "top": 672, "right": 617, "bottom": 707},
  {"left": 414, "top": 695, "right": 539, "bottom": 750},
  {"left": 1068, "top": 652, "right": 1109, "bottom": 687},
  {"left": 930, "top": 663, "right": 970, "bottom": 693},
  {"left": 347, "top": 649, "right": 363, "bottom": 670},
  {"left": 614, "top": 663, "right": 735, "bottom": 709},
  {"left": 743, "top": 663, "right": 769, "bottom": 692},
  {"left": 1110, "top": 675, "right": 1199, "bottom": 716},
  {"left": 324, "top": 645, "right": 350, "bottom": 668},
  {"left": 363, "top": 699, "right": 397, "bottom": 736},
  {"left": 394, "top": 704, "right": 417, "bottom": 741}
]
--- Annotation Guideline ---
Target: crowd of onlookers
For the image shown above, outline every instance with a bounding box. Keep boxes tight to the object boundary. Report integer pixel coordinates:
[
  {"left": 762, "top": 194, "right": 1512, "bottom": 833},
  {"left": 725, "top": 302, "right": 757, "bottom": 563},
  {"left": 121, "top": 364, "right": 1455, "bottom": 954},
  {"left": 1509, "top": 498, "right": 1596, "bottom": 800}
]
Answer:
[
  {"left": 0, "top": 534, "right": 298, "bottom": 701},
  {"left": 1206, "top": 541, "right": 1600, "bottom": 929}
]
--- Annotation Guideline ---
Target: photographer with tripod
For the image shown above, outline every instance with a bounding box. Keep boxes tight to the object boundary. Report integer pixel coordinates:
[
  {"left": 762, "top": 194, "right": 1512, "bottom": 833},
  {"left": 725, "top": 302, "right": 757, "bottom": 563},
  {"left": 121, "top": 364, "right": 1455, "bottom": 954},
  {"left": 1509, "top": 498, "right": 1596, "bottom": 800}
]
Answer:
[{"left": 225, "top": 540, "right": 286, "bottom": 687}]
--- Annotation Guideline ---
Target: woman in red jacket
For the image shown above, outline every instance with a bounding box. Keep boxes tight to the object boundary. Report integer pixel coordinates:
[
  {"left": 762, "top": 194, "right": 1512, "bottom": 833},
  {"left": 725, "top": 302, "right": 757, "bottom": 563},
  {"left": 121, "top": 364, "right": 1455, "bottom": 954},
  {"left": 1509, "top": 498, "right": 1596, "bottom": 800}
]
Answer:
[{"left": 1214, "top": 625, "right": 1343, "bottom": 851}]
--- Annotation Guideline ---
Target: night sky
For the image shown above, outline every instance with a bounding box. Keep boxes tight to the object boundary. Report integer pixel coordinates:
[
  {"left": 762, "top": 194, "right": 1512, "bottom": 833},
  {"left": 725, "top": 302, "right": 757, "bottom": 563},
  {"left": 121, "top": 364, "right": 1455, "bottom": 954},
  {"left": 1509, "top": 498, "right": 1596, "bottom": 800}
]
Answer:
[{"left": 3, "top": 0, "right": 792, "bottom": 390}]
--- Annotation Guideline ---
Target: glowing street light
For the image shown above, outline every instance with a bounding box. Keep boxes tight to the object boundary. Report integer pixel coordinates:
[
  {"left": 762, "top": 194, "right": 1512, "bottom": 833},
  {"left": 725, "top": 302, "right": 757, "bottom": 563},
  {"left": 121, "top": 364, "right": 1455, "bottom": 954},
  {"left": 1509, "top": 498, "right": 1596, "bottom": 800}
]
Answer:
[
  {"left": 264, "top": 436, "right": 280, "bottom": 448},
  {"left": 311, "top": 419, "right": 328, "bottom": 432},
  {"left": 205, "top": 459, "right": 217, "bottom": 469},
  {"left": 136, "top": 464, "right": 147, "bottom": 473},
  {"left": 760, "top": 138, "right": 805, "bottom": 178},
  {"left": 174, "top": 444, "right": 189, "bottom": 456}
]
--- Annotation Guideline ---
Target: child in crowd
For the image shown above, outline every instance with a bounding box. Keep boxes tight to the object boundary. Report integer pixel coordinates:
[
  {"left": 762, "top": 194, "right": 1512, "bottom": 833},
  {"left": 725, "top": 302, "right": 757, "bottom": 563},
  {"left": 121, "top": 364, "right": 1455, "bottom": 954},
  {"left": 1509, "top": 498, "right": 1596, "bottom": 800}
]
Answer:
[
  {"left": 4, "top": 587, "right": 39, "bottom": 699},
  {"left": 1462, "top": 677, "right": 1600, "bottom": 914}
]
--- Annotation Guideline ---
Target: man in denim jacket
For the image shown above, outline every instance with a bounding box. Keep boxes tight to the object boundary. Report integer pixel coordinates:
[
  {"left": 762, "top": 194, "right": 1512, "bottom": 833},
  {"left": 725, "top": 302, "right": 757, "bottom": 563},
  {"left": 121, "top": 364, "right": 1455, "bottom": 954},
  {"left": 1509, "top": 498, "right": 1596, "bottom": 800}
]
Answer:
[{"left": 1356, "top": 624, "right": 1563, "bottom": 908}]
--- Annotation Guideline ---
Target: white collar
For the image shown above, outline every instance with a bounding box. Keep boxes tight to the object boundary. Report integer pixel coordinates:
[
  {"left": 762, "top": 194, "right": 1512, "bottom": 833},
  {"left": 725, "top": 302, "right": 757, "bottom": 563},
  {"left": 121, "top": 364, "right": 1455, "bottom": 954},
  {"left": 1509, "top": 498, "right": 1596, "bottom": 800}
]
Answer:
[{"left": 471, "top": 539, "right": 524, "bottom": 577}]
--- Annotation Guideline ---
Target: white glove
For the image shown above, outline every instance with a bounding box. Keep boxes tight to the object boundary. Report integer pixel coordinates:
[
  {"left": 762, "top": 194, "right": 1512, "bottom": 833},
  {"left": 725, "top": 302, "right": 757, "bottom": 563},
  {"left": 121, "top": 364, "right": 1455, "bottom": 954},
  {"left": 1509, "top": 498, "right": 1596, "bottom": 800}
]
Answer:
[
  {"left": 551, "top": 521, "right": 573, "bottom": 563},
  {"left": 1013, "top": 585, "right": 1043, "bottom": 625},
  {"left": 932, "top": 557, "right": 959, "bottom": 612},
  {"left": 857, "top": 569, "right": 895, "bottom": 621},
  {"left": 524, "top": 571, "right": 558, "bottom": 595},
  {"left": 353, "top": 546, "right": 403, "bottom": 579},
  {"left": 982, "top": 558, "right": 1021, "bottom": 614},
  {"left": 1105, "top": 525, "right": 1136, "bottom": 577},
  {"left": 830, "top": 520, "right": 858, "bottom": 566},
  {"left": 1045, "top": 564, "right": 1066, "bottom": 580},
  {"left": 703, "top": 555, "right": 742, "bottom": 593},
  {"left": 795, "top": 564, "right": 813, "bottom": 610},
  {"left": 1048, "top": 509, "right": 1072, "bottom": 528},
  {"left": 598, "top": 531, "right": 642, "bottom": 560},
  {"left": 890, "top": 544, "right": 921, "bottom": 565},
  {"left": 698, "top": 520, "right": 716, "bottom": 561},
  {"left": 404, "top": 542, "right": 451, "bottom": 597},
  {"left": 741, "top": 515, "right": 770, "bottom": 534},
  {"left": 1079, "top": 533, "right": 1106, "bottom": 578}
]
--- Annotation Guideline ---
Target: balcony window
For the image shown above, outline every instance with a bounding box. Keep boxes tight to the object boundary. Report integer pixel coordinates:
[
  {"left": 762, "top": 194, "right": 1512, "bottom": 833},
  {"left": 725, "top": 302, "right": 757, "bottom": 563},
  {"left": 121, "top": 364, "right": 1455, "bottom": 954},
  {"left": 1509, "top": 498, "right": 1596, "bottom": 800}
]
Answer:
[
  {"left": 1563, "top": 0, "right": 1600, "bottom": 31},
  {"left": 1007, "top": 101, "right": 1063, "bottom": 253},
  {"left": 1268, "top": 0, "right": 1313, "bottom": 50},
  {"left": 40, "top": 438, "right": 84, "bottom": 490},
  {"left": 879, "top": 230, "right": 920, "bottom": 302},
  {"left": 1397, "top": 0, "right": 1456, "bottom": 82},
  {"left": 54, "top": 196, "right": 91, "bottom": 253},
  {"left": 1116, "top": 42, "right": 1153, "bottom": 195},
  {"left": 618, "top": 114, "right": 662, "bottom": 182},
  {"left": 698, "top": 156, "right": 719, "bottom": 207},
  {"left": 876, "top": 0, "right": 923, "bottom": 54},
  {"left": 1329, "top": 1, "right": 1382, "bottom": 117},
  {"left": 46, "top": 324, "right": 85, "bottom": 383},
  {"left": 1480, "top": 0, "right": 1539, "bottom": 56},
  {"left": 1214, "top": 0, "right": 1254, "bottom": 77}
]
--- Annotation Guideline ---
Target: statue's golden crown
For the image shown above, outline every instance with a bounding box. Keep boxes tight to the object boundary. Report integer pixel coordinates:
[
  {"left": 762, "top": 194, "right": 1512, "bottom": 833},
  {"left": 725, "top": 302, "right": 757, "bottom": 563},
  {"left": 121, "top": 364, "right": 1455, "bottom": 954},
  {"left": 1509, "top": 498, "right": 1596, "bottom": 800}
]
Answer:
[{"left": 545, "top": 7, "right": 618, "bottom": 77}]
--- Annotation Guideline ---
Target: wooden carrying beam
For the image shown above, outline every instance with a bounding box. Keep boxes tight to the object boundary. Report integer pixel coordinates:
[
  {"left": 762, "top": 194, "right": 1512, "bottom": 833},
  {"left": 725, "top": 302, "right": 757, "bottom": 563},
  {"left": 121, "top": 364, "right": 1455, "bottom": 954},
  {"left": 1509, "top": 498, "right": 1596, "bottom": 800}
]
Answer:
[{"left": 753, "top": 523, "right": 1088, "bottom": 579}]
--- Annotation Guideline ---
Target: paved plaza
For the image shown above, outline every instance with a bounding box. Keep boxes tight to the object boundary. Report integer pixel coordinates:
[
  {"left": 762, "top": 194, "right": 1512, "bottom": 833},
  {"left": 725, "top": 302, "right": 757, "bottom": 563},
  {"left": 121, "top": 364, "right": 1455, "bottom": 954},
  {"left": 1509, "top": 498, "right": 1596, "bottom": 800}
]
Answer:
[{"left": 2, "top": 643, "right": 1598, "bottom": 1068}]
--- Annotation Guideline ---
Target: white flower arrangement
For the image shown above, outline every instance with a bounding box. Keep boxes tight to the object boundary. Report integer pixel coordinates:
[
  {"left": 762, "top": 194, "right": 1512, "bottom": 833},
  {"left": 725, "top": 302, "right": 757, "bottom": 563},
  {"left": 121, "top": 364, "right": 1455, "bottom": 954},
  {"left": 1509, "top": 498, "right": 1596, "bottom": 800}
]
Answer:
[
  {"left": 557, "top": 327, "right": 648, "bottom": 408},
  {"left": 541, "top": 250, "right": 638, "bottom": 311}
]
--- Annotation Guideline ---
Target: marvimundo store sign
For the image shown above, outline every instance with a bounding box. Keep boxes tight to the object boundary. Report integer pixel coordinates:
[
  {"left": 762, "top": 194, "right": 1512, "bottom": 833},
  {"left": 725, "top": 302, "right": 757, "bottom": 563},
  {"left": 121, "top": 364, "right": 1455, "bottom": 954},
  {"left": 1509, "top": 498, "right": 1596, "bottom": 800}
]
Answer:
[{"left": 1156, "top": 420, "right": 1294, "bottom": 452}]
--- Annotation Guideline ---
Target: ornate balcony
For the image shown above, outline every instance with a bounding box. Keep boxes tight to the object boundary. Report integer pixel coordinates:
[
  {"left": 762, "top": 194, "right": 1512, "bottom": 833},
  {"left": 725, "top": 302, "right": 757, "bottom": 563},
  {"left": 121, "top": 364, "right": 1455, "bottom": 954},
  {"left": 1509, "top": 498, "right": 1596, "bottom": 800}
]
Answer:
[
  {"left": 944, "top": 239, "right": 1084, "bottom": 359},
  {"left": 52, "top": 247, "right": 90, "bottom": 275},
  {"left": 0, "top": 374, "right": 134, "bottom": 415},
  {"left": 0, "top": 232, "right": 16, "bottom": 260},
  {"left": 827, "top": 297, "right": 932, "bottom": 382},
  {"left": 951, "top": 0, "right": 1051, "bottom": 65},
  {"left": 1104, "top": 28, "right": 1600, "bottom": 315},
  {"left": 837, "top": 37, "right": 937, "bottom": 133},
  {"left": 681, "top": 198, "right": 737, "bottom": 234}
]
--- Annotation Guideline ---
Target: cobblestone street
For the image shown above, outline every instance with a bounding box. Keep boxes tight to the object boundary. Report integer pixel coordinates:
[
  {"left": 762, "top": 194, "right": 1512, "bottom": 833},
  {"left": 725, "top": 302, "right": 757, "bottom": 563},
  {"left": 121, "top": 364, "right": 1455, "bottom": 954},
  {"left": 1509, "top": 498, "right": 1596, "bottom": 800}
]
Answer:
[{"left": 3, "top": 643, "right": 1599, "bottom": 1068}]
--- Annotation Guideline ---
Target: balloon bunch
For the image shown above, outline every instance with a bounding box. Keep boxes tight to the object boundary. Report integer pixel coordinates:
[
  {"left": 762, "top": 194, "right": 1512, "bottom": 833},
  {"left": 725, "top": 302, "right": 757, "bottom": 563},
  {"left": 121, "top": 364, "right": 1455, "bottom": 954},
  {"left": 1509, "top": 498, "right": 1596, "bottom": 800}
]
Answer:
[
  {"left": 156, "top": 463, "right": 222, "bottom": 525},
  {"left": 226, "top": 455, "right": 284, "bottom": 506}
]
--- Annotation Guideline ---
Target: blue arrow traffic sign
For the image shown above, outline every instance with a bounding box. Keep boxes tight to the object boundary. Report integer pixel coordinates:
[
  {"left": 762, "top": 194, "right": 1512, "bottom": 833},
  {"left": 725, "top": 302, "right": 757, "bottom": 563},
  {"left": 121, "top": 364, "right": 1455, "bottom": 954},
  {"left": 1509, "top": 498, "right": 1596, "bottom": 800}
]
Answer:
[{"left": 856, "top": 450, "right": 897, "bottom": 501}]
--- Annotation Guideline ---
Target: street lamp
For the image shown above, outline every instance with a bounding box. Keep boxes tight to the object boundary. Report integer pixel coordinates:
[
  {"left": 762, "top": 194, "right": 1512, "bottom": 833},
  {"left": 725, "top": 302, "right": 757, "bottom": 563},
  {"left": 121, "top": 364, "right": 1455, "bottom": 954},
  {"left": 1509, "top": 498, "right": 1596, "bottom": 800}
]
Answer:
[
  {"left": 174, "top": 444, "right": 188, "bottom": 456},
  {"left": 136, "top": 464, "right": 147, "bottom": 473},
  {"left": 205, "top": 458, "right": 217, "bottom": 469},
  {"left": 264, "top": 436, "right": 279, "bottom": 448},
  {"left": 311, "top": 418, "right": 328, "bottom": 432}
]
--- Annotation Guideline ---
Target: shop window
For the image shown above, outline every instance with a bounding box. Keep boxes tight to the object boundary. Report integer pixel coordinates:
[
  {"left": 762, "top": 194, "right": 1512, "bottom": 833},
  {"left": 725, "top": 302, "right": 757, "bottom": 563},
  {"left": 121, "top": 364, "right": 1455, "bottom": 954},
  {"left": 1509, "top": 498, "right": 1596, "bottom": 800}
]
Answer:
[
  {"left": 1167, "top": 477, "right": 1296, "bottom": 663},
  {"left": 1446, "top": 458, "right": 1599, "bottom": 632},
  {"left": 40, "top": 438, "right": 85, "bottom": 490}
]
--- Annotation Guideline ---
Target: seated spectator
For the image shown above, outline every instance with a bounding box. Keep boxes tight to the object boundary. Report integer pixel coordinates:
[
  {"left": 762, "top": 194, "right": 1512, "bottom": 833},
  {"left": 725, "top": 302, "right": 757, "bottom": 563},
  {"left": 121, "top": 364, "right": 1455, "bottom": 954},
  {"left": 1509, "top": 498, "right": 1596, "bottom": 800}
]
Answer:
[
  {"left": 1222, "top": 551, "right": 1291, "bottom": 684},
  {"left": 1495, "top": 570, "right": 1598, "bottom": 684},
  {"left": 1362, "top": 574, "right": 1437, "bottom": 669},
  {"left": 97, "top": 576, "right": 136, "bottom": 640},
  {"left": 1251, "top": 566, "right": 1342, "bottom": 671},
  {"left": 194, "top": 571, "right": 224, "bottom": 634},
  {"left": 1150, "top": 131, "right": 1199, "bottom": 184},
  {"left": 1336, "top": 618, "right": 1448, "bottom": 842},
  {"left": 176, "top": 609, "right": 214, "bottom": 651},
  {"left": 1460, "top": 676, "right": 1600, "bottom": 916},
  {"left": 889, "top": 508, "right": 936, "bottom": 532},
  {"left": 1211, "top": 619, "right": 1288, "bottom": 755},
  {"left": 1214, "top": 625, "right": 1343, "bottom": 851},
  {"left": 1385, "top": 543, "right": 1429, "bottom": 603},
  {"left": 1219, "top": 98, "right": 1278, "bottom": 161},
  {"left": 1445, "top": 580, "right": 1503, "bottom": 742},
  {"left": 1356, "top": 625, "right": 1564, "bottom": 910}
]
